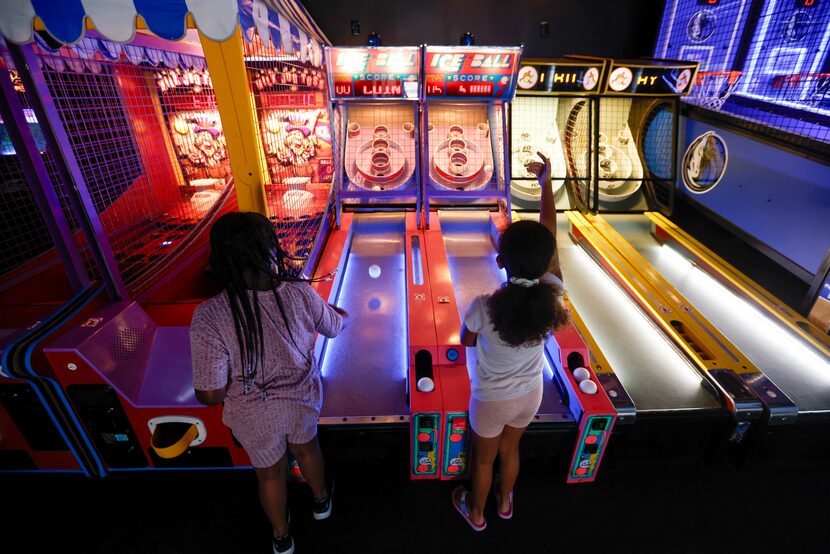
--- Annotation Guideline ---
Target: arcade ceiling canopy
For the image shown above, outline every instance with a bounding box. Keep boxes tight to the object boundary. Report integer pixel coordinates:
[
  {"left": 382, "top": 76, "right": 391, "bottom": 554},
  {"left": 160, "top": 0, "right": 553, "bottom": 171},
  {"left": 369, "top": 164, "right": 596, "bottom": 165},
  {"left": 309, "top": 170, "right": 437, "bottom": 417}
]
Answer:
[{"left": 0, "top": 0, "right": 329, "bottom": 66}]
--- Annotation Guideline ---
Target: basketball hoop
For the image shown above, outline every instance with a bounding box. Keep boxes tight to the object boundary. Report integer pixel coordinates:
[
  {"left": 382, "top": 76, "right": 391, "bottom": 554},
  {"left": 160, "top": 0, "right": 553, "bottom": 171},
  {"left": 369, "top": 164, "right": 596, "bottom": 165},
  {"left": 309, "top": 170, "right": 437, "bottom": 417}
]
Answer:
[{"left": 687, "top": 71, "right": 742, "bottom": 111}]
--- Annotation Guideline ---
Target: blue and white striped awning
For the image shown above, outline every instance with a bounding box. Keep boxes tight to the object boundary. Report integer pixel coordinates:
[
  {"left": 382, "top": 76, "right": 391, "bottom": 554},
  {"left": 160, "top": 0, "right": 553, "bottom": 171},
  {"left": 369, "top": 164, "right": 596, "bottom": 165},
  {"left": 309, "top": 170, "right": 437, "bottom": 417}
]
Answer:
[{"left": 0, "top": 1, "right": 329, "bottom": 61}]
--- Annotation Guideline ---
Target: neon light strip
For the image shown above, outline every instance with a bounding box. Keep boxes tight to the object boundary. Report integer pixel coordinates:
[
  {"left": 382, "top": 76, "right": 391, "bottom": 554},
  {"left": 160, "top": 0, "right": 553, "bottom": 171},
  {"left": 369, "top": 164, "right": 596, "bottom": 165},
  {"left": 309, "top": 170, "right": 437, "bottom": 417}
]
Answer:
[
  {"left": 807, "top": 21, "right": 830, "bottom": 76},
  {"left": 741, "top": 0, "right": 779, "bottom": 92},
  {"left": 724, "top": 0, "right": 750, "bottom": 71},
  {"left": 660, "top": 245, "right": 830, "bottom": 377}
]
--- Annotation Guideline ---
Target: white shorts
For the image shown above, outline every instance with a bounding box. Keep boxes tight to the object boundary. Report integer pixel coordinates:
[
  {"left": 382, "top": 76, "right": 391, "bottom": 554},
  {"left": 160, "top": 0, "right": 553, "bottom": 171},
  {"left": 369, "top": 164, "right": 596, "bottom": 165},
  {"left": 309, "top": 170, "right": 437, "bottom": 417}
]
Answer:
[{"left": 469, "top": 384, "right": 544, "bottom": 438}]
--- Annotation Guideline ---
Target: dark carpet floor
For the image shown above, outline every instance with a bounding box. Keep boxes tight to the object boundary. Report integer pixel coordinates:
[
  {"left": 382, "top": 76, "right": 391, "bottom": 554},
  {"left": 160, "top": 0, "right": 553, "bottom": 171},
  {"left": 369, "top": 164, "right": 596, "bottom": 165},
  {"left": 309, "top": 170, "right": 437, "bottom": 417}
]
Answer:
[{"left": 3, "top": 428, "right": 829, "bottom": 554}]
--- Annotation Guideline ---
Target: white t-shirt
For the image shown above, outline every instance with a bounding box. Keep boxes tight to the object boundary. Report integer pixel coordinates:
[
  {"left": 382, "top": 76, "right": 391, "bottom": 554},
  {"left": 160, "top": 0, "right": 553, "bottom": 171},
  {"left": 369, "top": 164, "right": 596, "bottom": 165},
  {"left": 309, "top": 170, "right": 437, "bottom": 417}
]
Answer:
[{"left": 463, "top": 273, "right": 564, "bottom": 402}]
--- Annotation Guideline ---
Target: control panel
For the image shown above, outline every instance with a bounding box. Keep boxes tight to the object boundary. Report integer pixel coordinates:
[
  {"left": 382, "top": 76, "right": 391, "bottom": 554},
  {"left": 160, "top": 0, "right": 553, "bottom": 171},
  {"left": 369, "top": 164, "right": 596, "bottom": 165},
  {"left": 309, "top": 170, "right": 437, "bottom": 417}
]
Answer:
[
  {"left": 569, "top": 415, "right": 612, "bottom": 481},
  {"left": 67, "top": 384, "right": 147, "bottom": 469},
  {"left": 411, "top": 412, "right": 440, "bottom": 478},
  {"left": 441, "top": 412, "right": 470, "bottom": 479}
]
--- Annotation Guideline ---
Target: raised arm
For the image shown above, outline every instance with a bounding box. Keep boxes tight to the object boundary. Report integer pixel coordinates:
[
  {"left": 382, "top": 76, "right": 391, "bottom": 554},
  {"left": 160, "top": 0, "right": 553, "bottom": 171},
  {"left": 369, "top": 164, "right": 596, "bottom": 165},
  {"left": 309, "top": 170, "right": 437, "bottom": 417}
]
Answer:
[
  {"left": 525, "top": 152, "right": 563, "bottom": 280},
  {"left": 525, "top": 151, "right": 555, "bottom": 237}
]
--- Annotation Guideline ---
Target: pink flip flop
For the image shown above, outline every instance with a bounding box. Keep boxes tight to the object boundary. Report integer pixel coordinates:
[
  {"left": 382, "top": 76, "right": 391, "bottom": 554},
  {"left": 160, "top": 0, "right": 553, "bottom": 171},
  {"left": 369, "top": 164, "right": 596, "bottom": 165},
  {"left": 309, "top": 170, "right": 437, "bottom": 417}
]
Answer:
[
  {"left": 494, "top": 475, "right": 513, "bottom": 520},
  {"left": 452, "top": 486, "right": 487, "bottom": 531}
]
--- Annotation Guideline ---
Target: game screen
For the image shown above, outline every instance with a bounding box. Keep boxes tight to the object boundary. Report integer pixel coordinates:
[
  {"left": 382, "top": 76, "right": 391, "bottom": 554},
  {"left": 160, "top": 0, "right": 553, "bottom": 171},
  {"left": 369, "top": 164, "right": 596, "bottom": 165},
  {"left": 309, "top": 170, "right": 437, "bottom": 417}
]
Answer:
[{"left": 655, "top": 0, "right": 830, "bottom": 145}]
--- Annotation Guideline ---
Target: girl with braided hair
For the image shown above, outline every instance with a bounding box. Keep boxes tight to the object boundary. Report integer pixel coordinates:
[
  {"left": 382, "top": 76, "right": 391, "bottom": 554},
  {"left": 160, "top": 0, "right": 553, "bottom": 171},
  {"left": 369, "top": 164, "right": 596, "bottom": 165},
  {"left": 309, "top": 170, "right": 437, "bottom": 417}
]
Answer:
[
  {"left": 452, "top": 152, "right": 569, "bottom": 531},
  {"left": 190, "top": 212, "right": 347, "bottom": 554}
]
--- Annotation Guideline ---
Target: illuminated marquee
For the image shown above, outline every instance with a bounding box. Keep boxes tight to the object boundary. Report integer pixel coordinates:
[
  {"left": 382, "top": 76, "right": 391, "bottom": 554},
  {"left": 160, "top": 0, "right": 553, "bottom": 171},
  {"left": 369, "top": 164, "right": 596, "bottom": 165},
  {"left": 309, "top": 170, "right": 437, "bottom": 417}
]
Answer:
[
  {"left": 424, "top": 47, "right": 521, "bottom": 99},
  {"left": 327, "top": 46, "right": 420, "bottom": 99}
]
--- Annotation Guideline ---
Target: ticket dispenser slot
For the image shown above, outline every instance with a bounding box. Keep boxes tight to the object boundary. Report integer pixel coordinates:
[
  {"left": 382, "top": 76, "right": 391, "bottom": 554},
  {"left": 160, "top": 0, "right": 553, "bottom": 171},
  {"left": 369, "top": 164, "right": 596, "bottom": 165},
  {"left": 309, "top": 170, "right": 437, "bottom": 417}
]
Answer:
[{"left": 415, "top": 350, "right": 435, "bottom": 390}]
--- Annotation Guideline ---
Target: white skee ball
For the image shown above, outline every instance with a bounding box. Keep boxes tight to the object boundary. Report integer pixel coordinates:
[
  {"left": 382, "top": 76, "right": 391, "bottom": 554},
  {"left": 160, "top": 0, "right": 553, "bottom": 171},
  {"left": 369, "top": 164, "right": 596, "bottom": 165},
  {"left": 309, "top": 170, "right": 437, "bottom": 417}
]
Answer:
[
  {"left": 572, "top": 367, "right": 591, "bottom": 382},
  {"left": 579, "top": 379, "right": 598, "bottom": 395},
  {"left": 417, "top": 377, "right": 435, "bottom": 393},
  {"left": 368, "top": 264, "right": 381, "bottom": 278}
]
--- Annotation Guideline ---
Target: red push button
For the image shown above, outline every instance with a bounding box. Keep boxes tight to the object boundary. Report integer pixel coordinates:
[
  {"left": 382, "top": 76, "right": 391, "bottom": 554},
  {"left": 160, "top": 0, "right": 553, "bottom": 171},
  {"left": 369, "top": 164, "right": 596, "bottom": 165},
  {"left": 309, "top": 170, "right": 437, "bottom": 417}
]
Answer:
[
  {"left": 448, "top": 465, "right": 459, "bottom": 473},
  {"left": 290, "top": 467, "right": 302, "bottom": 476},
  {"left": 453, "top": 419, "right": 467, "bottom": 431},
  {"left": 418, "top": 432, "right": 431, "bottom": 442},
  {"left": 585, "top": 435, "right": 599, "bottom": 445},
  {"left": 575, "top": 467, "right": 588, "bottom": 476},
  {"left": 417, "top": 464, "right": 429, "bottom": 473},
  {"left": 450, "top": 433, "right": 463, "bottom": 442}
]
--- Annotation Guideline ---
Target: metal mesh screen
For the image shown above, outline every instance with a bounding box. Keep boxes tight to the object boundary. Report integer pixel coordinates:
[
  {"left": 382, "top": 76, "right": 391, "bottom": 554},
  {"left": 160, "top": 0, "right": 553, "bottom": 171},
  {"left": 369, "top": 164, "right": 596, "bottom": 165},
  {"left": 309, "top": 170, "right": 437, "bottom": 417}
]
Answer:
[
  {"left": 0, "top": 135, "right": 57, "bottom": 279},
  {"left": 33, "top": 37, "right": 233, "bottom": 294},
  {"left": 594, "top": 97, "right": 677, "bottom": 213},
  {"left": 425, "top": 103, "right": 498, "bottom": 195},
  {"left": 655, "top": 0, "right": 830, "bottom": 155},
  {"left": 0, "top": 48, "right": 98, "bottom": 287},
  {"left": 562, "top": 98, "right": 594, "bottom": 212},
  {"left": 511, "top": 95, "right": 592, "bottom": 211},
  {"left": 243, "top": 33, "right": 331, "bottom": 273}
]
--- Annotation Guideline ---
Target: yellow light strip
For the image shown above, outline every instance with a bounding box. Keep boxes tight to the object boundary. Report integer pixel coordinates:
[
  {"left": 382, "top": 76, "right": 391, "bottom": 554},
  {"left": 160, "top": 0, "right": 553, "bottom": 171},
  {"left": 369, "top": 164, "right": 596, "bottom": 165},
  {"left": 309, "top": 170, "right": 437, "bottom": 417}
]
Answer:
[
  {"left": 646, "top": 212, "right": 830, "bottom": 357},
  {"left": 563, "top": 296, "right": 617, "bottom": 376},
  {"left": 571, "top": 211, "right": 758, "bottom": 376}
]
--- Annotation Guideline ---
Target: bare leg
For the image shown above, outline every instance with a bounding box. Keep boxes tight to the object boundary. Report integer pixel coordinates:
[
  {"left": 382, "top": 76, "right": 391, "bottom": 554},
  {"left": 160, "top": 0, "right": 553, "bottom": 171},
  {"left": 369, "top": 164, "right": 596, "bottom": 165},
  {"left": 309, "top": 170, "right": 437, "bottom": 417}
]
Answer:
[
  {"left": 254, "top": 455, "right": 289, "bottom": 537},
  {"left": 469, "top": 430, "right": 501, "bottom": 524},
  {"left": 288, "top": 435, "right": 328, "bottom": 500},
  {"left": 497, "top": 424, "right": 527, "bottom": 513}
]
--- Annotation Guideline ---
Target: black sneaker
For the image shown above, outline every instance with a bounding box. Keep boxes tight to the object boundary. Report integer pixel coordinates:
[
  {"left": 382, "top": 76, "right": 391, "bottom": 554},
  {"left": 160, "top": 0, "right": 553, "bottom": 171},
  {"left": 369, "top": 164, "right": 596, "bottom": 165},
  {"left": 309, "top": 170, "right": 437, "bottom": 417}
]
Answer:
[
  {"left": 312, "top": 480, "right": 334, "bottom": 520},
  {"left": 273, "top": 532, "right": 294, "bottom": 554}
]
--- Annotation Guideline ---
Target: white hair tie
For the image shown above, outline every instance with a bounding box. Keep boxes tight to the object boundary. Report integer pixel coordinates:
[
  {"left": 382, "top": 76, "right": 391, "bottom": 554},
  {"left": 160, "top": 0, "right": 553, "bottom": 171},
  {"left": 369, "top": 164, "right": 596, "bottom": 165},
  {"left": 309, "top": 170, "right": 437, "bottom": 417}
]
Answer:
[{"left": 509, "top": 277, "right": 539, "bottom": 288}]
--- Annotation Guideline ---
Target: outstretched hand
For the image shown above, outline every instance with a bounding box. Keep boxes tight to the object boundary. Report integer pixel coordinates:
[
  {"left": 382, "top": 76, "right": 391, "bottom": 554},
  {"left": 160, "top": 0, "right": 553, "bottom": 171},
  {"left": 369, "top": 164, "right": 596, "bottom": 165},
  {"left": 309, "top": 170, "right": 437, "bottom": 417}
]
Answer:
[{"left": 524, "top": 151, "right": 551, "bottom": 184}]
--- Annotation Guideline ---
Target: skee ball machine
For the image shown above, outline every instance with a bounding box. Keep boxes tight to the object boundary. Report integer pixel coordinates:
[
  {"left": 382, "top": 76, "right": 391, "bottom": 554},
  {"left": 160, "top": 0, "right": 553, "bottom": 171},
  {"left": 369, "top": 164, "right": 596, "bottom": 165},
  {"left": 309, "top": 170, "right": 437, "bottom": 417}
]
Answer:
[
  {"left": 421, "top": 46, "right": 617, "bottom": 482},
  {"left": 422, "top": 45, "right": 520, "bottom": 479},
  {"left": 319, "top": 45, "right": 452, "bottom": 479},
  {"left": 421, "top": 46, "right": 521, "bottom": 225}
]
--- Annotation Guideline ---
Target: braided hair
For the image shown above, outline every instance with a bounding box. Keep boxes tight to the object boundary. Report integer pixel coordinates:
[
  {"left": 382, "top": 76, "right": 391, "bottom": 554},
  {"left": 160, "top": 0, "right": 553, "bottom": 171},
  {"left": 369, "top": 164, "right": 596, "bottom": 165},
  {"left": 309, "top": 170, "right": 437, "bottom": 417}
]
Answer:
[
  {"left": 487, "top": 220, "right": 570, "bottom": 347},
  {"left": 209, "top": 212, "right": 305, "bottom": 398}
]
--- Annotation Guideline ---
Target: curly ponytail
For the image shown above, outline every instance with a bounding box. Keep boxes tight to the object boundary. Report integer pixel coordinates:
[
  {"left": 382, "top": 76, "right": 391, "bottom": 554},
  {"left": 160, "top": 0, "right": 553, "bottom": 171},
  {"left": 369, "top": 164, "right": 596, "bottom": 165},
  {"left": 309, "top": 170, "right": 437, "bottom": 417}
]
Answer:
[{"left": 487, "top": 220, "right": 570, "bottom": 347}]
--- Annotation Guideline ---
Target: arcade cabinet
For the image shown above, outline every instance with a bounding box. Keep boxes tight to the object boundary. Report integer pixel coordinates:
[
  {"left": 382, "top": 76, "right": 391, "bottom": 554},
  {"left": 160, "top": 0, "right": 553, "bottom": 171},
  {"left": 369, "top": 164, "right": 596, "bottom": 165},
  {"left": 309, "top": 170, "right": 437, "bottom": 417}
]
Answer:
[{"left": 1, "top": 0, "right": 333, "bottom": 474}]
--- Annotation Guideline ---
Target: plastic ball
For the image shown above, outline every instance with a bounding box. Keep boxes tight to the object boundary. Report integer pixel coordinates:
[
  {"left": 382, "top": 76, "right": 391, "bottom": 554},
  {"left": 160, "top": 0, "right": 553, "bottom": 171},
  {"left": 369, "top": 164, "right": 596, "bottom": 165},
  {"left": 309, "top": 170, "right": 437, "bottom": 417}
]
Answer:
[
  {"left": 579, "top": 380, "right": 598, "bottom": 395},
  {"left": 572, "top": 367, "right": 591, "bottom": 382},
  {"left": 417, "top": 377, "right": 435, "bottom": 392}
]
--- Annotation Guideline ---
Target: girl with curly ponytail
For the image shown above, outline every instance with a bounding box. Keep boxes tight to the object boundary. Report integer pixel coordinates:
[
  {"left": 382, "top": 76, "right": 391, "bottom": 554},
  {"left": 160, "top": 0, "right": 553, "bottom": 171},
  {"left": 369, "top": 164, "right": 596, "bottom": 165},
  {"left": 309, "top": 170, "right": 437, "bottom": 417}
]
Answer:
[{"left": 452, "top": 152, "right": 569, "bottom": 531}]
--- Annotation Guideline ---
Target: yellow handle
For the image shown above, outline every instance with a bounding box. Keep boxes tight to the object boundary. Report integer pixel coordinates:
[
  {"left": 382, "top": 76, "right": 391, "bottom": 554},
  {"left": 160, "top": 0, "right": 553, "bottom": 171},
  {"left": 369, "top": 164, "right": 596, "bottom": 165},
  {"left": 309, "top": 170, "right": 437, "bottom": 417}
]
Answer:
[{"left": 151, "top": 423, "right": 200, "bottom": 459}]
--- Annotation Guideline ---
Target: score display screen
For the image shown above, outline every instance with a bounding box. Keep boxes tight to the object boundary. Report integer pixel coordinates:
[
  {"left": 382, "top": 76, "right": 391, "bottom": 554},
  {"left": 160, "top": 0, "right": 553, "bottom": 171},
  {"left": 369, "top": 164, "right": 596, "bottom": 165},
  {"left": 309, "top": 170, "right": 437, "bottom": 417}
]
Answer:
[
  {"left": 424, "top": 47, "right": 520, "bottom": 99},
  {"left": 604, "top": 64, "right": 696, "bottom": 95},
  {"left": 795, "top": 0, "right": 819, "bottom": 6},
  {"left": 516, "top": 63, "right": 603, "bottom": 94},
  {"left": 697, "top": 0, "right": 721, "bottom": 5},
  {"left": 327, "top": 47, "right": 420, "bottom": 100}
]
